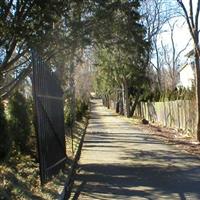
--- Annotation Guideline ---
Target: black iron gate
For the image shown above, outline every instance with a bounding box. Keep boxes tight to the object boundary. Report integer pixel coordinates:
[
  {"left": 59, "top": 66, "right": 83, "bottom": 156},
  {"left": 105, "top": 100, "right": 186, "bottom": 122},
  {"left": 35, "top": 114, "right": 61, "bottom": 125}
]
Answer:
[{"left": 32, "top": 51, "right": 66, "bottom": 184}]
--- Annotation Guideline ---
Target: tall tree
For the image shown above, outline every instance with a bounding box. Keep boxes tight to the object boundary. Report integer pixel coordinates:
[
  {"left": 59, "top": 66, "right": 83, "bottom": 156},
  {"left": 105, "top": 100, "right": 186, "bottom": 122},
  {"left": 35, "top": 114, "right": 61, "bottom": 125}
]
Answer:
[
  {"left": 141, "top": 0, "right": 179, "bottom": 90},
  {"left": 177, "top": 0, "right": 200, "bottom": 141},
  {"left": 0, "top": 0, "right": 68, "bottom": 98},
  {"left": 93, "top": 0, "right": 148, "bottom": 117}
]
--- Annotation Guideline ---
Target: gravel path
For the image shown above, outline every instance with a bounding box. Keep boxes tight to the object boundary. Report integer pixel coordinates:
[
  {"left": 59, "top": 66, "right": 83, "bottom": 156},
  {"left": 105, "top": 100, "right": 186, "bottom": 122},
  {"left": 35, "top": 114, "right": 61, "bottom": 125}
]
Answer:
[{"left": 75, "top": 99, "right": 200, "bottom": 200}]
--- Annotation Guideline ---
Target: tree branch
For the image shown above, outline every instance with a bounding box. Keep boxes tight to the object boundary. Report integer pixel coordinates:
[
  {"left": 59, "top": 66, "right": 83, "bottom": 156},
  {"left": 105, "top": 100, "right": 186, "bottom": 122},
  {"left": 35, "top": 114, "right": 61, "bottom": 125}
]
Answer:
[{"left": 0, "top": 65, "right": 32, "bottom": 100}]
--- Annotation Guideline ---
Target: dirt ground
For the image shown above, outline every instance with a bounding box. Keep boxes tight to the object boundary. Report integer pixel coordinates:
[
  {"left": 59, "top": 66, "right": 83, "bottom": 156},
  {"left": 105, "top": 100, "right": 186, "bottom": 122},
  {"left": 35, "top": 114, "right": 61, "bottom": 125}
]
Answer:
[{"left": 134, "top": 120, "right": 200, "bottom": 157}]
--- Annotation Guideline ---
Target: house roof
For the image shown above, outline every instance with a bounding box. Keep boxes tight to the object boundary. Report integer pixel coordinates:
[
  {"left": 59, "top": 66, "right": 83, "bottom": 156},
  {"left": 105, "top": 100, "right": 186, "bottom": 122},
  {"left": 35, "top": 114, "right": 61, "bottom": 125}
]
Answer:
[
  {"left": 185, "top": 49, "right": 194, "bottom": 58},
  {"left": 179, "top": 47, "right": 197, "bottom": 72},
  {"left": 179, "top": 63, "right": 188, "bottom": 73},
  {"left": 185, "top": 44, "right": 200, "bottom": 57}
]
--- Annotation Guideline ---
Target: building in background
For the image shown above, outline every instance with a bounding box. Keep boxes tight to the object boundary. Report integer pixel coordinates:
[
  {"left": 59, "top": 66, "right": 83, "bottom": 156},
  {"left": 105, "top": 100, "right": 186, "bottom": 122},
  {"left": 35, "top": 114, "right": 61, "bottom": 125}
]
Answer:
[{"left": 177, "top": 50, "right": 195, "bottom": 89}]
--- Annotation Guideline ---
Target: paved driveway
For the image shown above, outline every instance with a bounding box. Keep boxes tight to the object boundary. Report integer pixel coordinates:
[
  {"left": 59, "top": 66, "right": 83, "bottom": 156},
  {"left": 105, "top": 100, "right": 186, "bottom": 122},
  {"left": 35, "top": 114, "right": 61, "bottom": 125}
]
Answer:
[{"left": 75, "top": 99, "right": 200, "bottom": 200}]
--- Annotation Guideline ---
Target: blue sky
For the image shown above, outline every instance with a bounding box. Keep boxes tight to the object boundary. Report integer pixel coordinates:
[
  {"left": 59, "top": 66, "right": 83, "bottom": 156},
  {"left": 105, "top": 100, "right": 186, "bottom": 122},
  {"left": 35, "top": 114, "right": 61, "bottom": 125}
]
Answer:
[{"left": 154, "top": 0, "right": 200, "bottom": 66}]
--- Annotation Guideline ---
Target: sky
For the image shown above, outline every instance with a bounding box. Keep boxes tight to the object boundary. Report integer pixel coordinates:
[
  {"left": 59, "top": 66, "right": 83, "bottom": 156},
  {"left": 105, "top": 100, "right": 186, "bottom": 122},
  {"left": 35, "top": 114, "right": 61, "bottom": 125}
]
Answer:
[
  {"left": 153, "top": 0, "right": 199, "bottom": 66},
  {"left": 158, "top": 17, "right": 191, "bottom": 63}
]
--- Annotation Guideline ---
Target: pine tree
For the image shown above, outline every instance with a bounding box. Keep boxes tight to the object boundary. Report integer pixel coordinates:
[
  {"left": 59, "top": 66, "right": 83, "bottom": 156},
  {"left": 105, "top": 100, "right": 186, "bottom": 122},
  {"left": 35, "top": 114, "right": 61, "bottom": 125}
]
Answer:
[
  {"left": 94, "top": 0, "right": 149, "bottom": 117},
  {"left": 0, "top": 100, "right": 10, "bottom": 160},
  {"left": 8, "top": 91, "right": 31, "bottom": 152}
]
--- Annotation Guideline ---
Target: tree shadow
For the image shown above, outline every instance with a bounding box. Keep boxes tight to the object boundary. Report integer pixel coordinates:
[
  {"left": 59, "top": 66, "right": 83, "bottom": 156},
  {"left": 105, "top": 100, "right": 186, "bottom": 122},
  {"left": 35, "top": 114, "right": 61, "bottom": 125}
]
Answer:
[
  {"left": 74, "top": 159, "right": 200, "bottom": 199},
  {"left": 74, "top": 128, "right": 200, "bottom": 199},
  {"left": 76, "top": 100, "right": 200, "bottom": 199}
]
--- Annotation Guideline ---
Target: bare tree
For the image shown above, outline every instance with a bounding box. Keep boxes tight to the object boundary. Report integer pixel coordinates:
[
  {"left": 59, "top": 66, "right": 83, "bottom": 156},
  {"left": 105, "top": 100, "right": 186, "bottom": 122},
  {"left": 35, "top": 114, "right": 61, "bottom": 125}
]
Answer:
[
  {"left": 141, "top": 0, "right": 179, "bottom": 90},
  {"left": 151, "top": 36, "right": 165, "bottom": 90},
  {"left": 177, "top": 0, "right": 200, "bottom": 141},
  {"left": 160, "top": 20, "right": 191, "bottom": 90},
  {"left": 0, "top": 1, "right": 68, "bottom": 99},
  {"left": 74, "top": 50, "right": 94, "bottom": 101}
]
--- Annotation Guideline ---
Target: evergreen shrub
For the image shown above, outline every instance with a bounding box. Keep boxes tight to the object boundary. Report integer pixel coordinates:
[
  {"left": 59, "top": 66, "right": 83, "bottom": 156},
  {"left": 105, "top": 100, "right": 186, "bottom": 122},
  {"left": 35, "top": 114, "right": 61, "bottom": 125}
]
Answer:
[
  {"left": 8, "top": 91, "right": 31, "bottom": 152},
  {"left": 0, "top": 100, "right": 11, "bottom": 160}
]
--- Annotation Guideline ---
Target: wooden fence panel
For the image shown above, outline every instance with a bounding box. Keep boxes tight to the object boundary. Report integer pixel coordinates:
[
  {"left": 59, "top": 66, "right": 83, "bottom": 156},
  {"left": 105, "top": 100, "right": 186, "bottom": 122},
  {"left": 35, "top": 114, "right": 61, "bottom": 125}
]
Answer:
[{"left": 135, "top": 100, "right": 196, "bottom": 135}]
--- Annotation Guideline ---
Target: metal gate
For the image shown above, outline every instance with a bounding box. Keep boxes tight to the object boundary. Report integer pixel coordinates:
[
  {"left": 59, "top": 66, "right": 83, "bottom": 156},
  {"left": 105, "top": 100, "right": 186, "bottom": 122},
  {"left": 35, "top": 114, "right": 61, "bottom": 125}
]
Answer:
[{"left": 32, "top": 51, "right": 66, "bottom": 184}]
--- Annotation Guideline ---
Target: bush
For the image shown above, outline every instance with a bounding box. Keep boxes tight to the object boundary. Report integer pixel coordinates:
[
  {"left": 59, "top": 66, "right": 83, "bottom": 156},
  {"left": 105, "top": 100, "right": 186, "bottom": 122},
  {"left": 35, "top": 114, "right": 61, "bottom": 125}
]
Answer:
[
  {"left": 64, "top": 99, "right": 88, "bottom": 127},
  {"left": 158, "top": 87, "right": 195, "bottom": 101},
  {"left": 76, "top": 99, "right": 88, "bottom": 121},
  {"left": 26, "top": 97, "right": 38, "bottom": 158},
  {"left": 140, "top": 86, "right": 196, "bottom": 102},
  {"left": 64, "top": 101, "right": 73, "bottom": 127},
  {"left": 0, "top": 100, "right": 11, "bottom": 160},
  {"left": 8, "top": 91, "right": 31, "bottom": 152}
]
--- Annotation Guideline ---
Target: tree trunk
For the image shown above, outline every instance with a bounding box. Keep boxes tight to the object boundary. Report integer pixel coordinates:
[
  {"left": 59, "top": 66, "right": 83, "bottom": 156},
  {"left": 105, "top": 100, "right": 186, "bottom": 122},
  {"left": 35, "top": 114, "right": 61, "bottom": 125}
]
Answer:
[
  {"left": 107, "top": 94, "right": 110, "bottom": 109},
  {"left": 116, "top": 92, "right": 120, "bottom": 113},
  {"left": 176, "top": 0, "right": 200, "bottom": 141},
  {"left": 130, "top": 94, "right": 140, "bottom": 117},
  {"left": 69, "top": 61, "right": 76, "bottom": 126},
  {"left": 119, "top": 91, "right": 123, "bottom": 115},
  {"left": 156, "top": 67, "right": 162, "bottom": 91},
  {"left": 194, "top": 49, "right": 200, "bottom": 141},
  {"left": 69, "top": 62, "right": 76, "bottom": 154},
  {"left": 122, "top": 81, "right": 130, "bottom": 117}
]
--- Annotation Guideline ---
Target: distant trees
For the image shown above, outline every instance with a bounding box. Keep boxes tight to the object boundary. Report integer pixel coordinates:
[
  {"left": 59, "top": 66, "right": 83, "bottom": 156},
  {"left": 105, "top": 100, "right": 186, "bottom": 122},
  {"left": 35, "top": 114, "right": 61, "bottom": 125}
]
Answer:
[
  {"left": 94, "top": 48, "right": 120, "bottom": 105},
  {"left": 74, "top": 49, "right": 94, "bottom": 102},
  {"left": 159, "top": 20, "right": 191, "bottom": 90},
  {"left": 94, "top": 0, "right": 149, "bottom": 117},
  {"left": 141, "top": 0, "right": 179, "bottom": 90}
]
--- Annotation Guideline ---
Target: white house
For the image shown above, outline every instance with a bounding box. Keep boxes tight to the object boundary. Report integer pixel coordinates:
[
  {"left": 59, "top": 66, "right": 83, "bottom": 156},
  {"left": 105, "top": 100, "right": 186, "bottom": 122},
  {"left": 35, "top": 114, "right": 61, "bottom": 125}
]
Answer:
[{"left": 178, "top": 50, "right": 195, "bottom": 89}]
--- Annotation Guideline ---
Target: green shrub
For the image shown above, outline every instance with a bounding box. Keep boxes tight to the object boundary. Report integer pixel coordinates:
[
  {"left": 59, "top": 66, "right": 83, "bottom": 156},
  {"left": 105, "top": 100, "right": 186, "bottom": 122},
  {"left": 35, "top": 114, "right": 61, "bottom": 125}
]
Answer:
[
  {"left": 158, "top": 87, "right": 195, "bottom": 101},
  {"left": 64, "top": 101, "right": 73, "bottom": 127},
  {"left": 25, "top": 97, "right": 37, "bottom": 158},
  {"left": 64, "top": 99, "right": 88, "bottom": 127},
  {"left": 0, "top": 100, "right": 11, "bottom": 160},
  {"left": 141, "top": 86, "right": 196, "bottom": 102},
  {"left": 8, "top": 91, "right": 31, "bottom": 152},
  {"left": 76, "top": 99, "right": 88, "bottom": 121}
]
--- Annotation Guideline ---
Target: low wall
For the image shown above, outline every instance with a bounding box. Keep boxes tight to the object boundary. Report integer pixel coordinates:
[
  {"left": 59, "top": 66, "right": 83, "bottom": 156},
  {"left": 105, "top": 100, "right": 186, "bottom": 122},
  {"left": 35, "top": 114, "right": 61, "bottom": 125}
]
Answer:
[{"left": 134, "top": 100, "right": 196, "bottom": 134}]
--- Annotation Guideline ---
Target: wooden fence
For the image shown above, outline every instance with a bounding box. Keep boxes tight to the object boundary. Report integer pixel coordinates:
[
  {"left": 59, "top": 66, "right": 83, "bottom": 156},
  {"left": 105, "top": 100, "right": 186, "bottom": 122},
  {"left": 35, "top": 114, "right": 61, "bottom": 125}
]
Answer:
[{"left": 134, "top": 100, "right": 196, "bottom": 134}]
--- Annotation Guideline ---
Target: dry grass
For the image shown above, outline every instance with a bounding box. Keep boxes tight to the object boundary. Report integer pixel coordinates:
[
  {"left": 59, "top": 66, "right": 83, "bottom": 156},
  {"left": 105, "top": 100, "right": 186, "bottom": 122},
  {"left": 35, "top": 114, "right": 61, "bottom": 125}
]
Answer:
[
  {"left": 131, "top": 117, "right": 200, "bottom": 157},
  {"left": 0, "top": 117, "right": 88, "bottom": 200},
  {"left": 0, "top": 151, "right": 68, "bottom": 200},
  {"left": 115, "top": 113, "right": 200, "bottom": 157}
]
